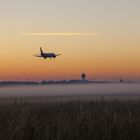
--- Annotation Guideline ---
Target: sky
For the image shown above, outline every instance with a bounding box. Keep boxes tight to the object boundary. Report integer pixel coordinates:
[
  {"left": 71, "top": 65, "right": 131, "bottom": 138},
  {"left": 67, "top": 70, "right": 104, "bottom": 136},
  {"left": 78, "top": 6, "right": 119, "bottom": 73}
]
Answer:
[{"left": 0, "top": 0, "right": 140, "bottom": 80}]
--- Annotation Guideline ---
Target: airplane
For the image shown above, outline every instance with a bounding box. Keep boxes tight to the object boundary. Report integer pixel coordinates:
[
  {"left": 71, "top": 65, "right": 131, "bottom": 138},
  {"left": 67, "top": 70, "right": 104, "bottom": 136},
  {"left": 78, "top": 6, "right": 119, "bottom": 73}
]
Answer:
[{"left": 34, "top": 47, "right": 61, "bottom": 59}]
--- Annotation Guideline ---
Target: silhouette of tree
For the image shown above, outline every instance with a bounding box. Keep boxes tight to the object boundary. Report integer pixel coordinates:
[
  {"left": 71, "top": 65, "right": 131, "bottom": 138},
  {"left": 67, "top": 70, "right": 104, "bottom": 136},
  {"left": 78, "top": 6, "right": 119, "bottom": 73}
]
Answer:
[{"left": 81, "top": 73, "right": 86, "bottom": 80}]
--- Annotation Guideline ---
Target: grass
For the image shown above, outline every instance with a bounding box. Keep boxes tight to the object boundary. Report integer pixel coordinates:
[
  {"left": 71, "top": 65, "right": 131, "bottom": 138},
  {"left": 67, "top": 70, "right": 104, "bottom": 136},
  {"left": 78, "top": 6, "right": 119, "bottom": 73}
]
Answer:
[{"left": 0, "top": 99, "right": 140, "bottom": 140}]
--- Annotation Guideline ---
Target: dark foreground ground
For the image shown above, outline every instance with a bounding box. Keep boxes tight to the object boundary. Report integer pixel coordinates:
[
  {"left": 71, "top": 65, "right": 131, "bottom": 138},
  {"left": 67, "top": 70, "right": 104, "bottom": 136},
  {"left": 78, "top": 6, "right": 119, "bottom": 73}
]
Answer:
[{"left": 1, "top": 99, "right": 140, "bottom": 140}]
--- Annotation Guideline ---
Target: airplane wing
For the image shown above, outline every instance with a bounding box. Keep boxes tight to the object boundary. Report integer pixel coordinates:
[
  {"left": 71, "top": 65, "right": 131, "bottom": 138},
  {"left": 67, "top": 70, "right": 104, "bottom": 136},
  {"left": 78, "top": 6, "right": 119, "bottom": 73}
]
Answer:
[
  {"left": 33, "top": 55, "right": 42, "bottom": 57},
  {"left": 56, "top": 54, "right": 61, "bottom": 56}
]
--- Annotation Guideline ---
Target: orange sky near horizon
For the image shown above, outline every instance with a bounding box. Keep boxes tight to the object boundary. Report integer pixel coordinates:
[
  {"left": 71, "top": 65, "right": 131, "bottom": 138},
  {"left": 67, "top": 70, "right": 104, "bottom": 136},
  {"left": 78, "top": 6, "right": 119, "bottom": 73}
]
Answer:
[
  {"left": 0, "top": 35, "right": 140, "bottom": 80},
  {"left": 0, "top": 0, "right": 140, "bottom": 80}
]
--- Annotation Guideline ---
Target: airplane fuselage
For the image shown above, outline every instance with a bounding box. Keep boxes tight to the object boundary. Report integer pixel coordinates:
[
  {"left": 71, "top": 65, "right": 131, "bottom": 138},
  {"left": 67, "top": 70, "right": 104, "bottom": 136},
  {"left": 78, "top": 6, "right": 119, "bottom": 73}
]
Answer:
[
  {"left": 41, "top": 53, "right": 56, "bottom": 59},
  {"left": 34, "top": 47, "right": 60, "bottom": 59}
]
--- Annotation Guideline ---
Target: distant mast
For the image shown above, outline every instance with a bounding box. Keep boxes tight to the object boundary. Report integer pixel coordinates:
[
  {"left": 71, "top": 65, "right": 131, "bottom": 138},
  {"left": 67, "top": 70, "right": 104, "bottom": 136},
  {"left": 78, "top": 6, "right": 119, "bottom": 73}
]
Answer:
[
  {"left": 120, "top": 78, "right": 124, "bottom": 83},
  {"left": 81, "top": 73, "right": 86, "bottom": 80}
]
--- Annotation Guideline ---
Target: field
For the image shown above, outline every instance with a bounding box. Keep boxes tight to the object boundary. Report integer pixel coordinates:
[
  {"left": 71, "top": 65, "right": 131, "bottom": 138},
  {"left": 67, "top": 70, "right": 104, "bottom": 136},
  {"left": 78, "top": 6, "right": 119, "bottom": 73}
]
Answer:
[{"left": 1, "top": 99, "right": 140, "bottom": 140}]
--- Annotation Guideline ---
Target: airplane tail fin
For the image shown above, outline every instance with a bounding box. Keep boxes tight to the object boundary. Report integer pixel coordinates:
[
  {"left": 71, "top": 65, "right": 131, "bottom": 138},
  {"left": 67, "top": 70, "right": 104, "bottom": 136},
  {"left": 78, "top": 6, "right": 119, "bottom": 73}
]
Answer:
[{"left": 40, "top": 47, "right": 43, "bottom": 54}]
